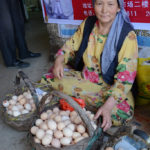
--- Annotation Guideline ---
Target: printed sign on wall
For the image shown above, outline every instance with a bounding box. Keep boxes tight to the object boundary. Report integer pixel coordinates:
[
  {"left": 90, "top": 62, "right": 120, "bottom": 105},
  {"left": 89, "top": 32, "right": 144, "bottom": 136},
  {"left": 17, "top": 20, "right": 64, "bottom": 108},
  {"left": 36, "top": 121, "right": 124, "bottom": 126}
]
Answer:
[{"left": 41, "top": 0, "right": 150, "bottom": 30}]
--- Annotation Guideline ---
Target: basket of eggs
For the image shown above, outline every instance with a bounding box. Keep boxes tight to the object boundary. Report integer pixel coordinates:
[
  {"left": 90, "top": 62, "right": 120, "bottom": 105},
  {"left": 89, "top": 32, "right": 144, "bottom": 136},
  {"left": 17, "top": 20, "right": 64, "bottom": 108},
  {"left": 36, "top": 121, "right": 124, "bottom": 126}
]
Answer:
[
  {"left": 1, "top": 70, "right": 51, "bottom": 131},
  {"left": 29, "top": 90, "right": 101, "bottom": 150}
]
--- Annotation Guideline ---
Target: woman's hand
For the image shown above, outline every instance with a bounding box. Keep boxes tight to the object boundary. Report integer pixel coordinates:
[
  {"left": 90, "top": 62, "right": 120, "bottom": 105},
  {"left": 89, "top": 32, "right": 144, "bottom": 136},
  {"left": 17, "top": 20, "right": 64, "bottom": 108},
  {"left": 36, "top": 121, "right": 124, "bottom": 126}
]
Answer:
[
  {"left": 53, "top": 55, "right": 64, "bottom": 79},
  {"left": 94, "top": 96, "right": 116, "bottom": 131}
]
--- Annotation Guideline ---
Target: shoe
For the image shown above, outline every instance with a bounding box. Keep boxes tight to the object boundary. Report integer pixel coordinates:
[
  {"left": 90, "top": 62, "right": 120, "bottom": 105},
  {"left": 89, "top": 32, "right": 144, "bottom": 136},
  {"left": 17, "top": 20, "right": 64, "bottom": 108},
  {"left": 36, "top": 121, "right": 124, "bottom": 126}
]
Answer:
[
  {"left": 27, "top": 51, "right": 41, "bottom": 58},
  {"left": 20, "top": 51, "right": 41, "bottom": 59},
  {"left": 7, "top": 60, "right": 30, "bottom": 68}
]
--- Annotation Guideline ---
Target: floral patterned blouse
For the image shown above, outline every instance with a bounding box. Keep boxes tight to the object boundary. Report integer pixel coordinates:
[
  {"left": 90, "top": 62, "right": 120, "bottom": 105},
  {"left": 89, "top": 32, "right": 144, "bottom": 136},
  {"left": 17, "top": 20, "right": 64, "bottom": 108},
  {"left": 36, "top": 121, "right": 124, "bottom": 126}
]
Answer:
[{"left": 56, "top": 19, "right": 138, "bottom": 104}]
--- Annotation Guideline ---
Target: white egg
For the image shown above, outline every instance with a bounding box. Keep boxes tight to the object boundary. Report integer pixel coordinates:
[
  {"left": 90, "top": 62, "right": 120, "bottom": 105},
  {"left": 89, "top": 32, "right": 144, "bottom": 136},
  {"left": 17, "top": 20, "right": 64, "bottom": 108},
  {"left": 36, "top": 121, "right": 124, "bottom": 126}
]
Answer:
[
  {"left": 35, "top": 119, "right": 43, "bottom": 127},
  {"left": 9, "top": 99, "right": 16, "bottom": 105},
  {"left": 21, "top": 109, "right": 29, "bottom": 114},
  {"left": 82, "top": 132, "right": 89, "bottom": 138},
  {"left": 40, "top": 112, "right": 48, "bottom": 120},
  {"left": 17, "top": 95, "right": 24, "bottom": 101},
  {"left": 72, "top": 132, "right": 81, "bottom": 139},
  {"left": 7, "top": 110, "right": 13, "bottom": 115},
  {"left": 47, "top": 120, "right": 57, "bottom": 130},
  {"left": 19, "top": 98, "right": 26, "bottom": 105},
  {"left": 63, "top": 127, "right": 73, "bottom": 137},
  {"left": 54, "top": 115, "right": 62, "bottom": 122},
  {"left": 3, "top": 100, "right": 9, "bottom": 107},
  {"left": 61, "top": 115, "right": 69, "bottom": 121},
  {"left": 70, "top": 111, "right": 78, "bottom": 117},
  {"left": 34, "top": 137, "right": 41, "bottom": 144},
  {"left": 30, "top": 126, "right": 39, "bottom": 135},
  {"left": 105, "top": 147, "right": 114, "bottom": 150},
  {"left": 51, "top": 138, "right": 61, "bottom": 148},
  {"left": 54, "top": 130, "right": 63, "bottom": 139},
  {"left": 17, "top": 104, "right": 24, "bottom": 110},
  {"left": 53, "top": 107, "right": 60, "bottom": 113},
  {"left": 12, "top": 95, "right": 18, "bottom": 101},
  {"left": 57, "top": 122, "right": 66, "bottom": 130},
  {"left": 74, "top": 136, "right": 84, "bottom": 143},
  {"left": 60, "top": 137, "right": 72, "bottom": 146},
  {"left": 59, "top": 110, "right": 67, "bottom": 116},
  {"left": 74, "top": 116, "right": 82, "bottom": 124},
  {"left": 12, "top": 106, "right": 19, "bottom": 111},
  {"left": 46, "top": 130, "right": 53, "bottom": 135},
  {"left": 24, "top": 103, "right": 32, "bottom": 111},
  {"left": 41, "top": 134, "right": 52, "bottom": 146},
  {"left": 77, "top": 125, "right": 86, "bottom": 134},
  {"left": 67, "top": 124, "right": 75, "bottom": 131},
  {"left": 36, "top": 129, "right": 45, "bottom": 140},
  {"left": 13, "top": 110, "right": 21, "bottom": 117},
  {"left": 40, "top": 123, "right": 48, "bottom": 131},
  {"left": 64, "top": 120, "right": 71, "bottom": 126}
]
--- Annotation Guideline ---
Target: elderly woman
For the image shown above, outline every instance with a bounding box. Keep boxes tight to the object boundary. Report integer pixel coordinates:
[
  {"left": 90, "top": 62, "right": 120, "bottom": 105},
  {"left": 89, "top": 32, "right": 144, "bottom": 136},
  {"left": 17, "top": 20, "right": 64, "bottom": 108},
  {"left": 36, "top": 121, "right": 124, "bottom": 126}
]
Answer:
[{"left": 41, "top": 0, "right": 138, "bottom": 131}]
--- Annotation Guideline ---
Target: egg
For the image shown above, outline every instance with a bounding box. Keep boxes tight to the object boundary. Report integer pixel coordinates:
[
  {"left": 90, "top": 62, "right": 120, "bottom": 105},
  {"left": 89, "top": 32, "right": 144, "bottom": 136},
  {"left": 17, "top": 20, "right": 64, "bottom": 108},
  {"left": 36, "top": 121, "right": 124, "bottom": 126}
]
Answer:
[
  {"left": 3, "top": 100, "right": 9, "bottom": 107},
  {"left": 67, "top": 124, "right": 75, "bottom": 131},
  {"left": 47, "top": 120, "right": 57, "bottom": 130},
  {"left": 24, "top": 103, "right": 32, "bottom": 111},
  {"left": 51, "top": 138, "right": 61, "bottom": 148},
  {"left": 61, "top": 115, "right": 69, "bottom": 121},
  {"left": 54, "top": 115, "right": 62, "bottom": 122},
  {"left": 12, "top": 106, "right": 19, "bottom": 111},
  {"left": 60, "top": 137, "right": 72, "bottom": 146},
  {"left": 9, "top": 99, "right": 16, "bottom": 105},
  {"left": 41, "top": 134, "right": 52, "bottom": 146},
  {"left": 36, "top": 129, "right": 45, "bottom": 140},
  {"left": 35, "top": 119, "right": 43, "bottom": 127},
  {"left": 59, "top": 110, "right": 67, "bottom": 116},
  {"left": 19, "top": 98, "right": 26, "bottom": 105},
  {"left": 34, "top": 137, "right": 41, "bottom": 144},
  {"left": 64, "top": 120, "right": 71, "bottom": 126},
  {"left": 77, "top": 125, "right": 85, "bottom": 134},
  {"left": 57, "top": 122, "right": 66, "bottom": 130},
  {"left": 70, "top": 111, "right": 78, "bottom": 117},
  {"left": 31, "top": 126, "right": 39, "bottom": 135},
  {"left": 40, "top": 122, "right": 48, "bottom": 131},
  {"left": 12, "top": 95, "right": 18, "bottom": 101},
  {"left": 40, "top": 112, "right": 48, "bottom": 120},
  {"left": 21, "top": 109, "right": 29, "bottom": 114},
  {"left": 74, "top": 116, "right": 82, "bottom": 125},
  {"left": 63, "top": 127, "right": 73, "bottom": 137},
  {"left": 17, "top": 95, "right": 24, "bottom": 101},
  {"left": 82, "top": 132, "right": 89, "bottom": 138},
  {"left": 7, "top": 110, "right": 13, "bottom": 115},
  {"left": 46, "top": 130, "right": 53, "bottom": 135},
  {"left": 13, "top": 110, "right": 21, "bottom": 117},
  {"left": 74, "top": 136, "right": 84, "bottom": 143},
  {"left": 105, "top": 147, "right": 114, "bottom": 150},
  {"left": 53, "top": 107, "right": 60, "bottom": 113},
  {"left": 54, "top": 130, "right": 63, "bottom": 139},
  {"left": 72, "top": 132, "right": 81, "bottom": 139}
]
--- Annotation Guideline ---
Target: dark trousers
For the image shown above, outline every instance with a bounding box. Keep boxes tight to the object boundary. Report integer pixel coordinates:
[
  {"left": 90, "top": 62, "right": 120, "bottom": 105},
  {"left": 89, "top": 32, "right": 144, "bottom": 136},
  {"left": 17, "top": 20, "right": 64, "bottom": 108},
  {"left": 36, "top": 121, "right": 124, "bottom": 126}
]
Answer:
[{"left": 0, "top": 0, "right": 28, "bottom": 66}]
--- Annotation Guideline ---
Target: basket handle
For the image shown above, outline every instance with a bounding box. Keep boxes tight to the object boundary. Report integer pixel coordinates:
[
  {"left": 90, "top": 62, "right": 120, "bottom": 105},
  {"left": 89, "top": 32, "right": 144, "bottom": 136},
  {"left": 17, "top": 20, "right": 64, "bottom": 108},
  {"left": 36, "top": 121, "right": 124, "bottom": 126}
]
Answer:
[
  {"left": 38, "top": 90, "right": 95, "bottom": 137},
  {"left": 15, "top": 70, "right": 39, "bottom": 110}
]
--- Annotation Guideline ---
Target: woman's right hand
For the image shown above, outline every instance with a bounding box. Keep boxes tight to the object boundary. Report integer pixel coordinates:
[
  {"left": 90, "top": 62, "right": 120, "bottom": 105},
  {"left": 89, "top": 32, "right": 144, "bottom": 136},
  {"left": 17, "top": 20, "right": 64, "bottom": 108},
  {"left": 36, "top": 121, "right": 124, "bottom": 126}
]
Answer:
[{"left": 53, "top": 55, "right": 64, "bottom": 79}]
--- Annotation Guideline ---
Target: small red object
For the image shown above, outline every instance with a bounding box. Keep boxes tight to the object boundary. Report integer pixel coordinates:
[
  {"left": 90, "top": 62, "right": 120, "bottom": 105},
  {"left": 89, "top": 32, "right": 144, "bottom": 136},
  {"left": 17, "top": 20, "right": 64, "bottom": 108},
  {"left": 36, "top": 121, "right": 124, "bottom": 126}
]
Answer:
[{"left": 60, "top": 97, "right": 85, "bottom": 111}]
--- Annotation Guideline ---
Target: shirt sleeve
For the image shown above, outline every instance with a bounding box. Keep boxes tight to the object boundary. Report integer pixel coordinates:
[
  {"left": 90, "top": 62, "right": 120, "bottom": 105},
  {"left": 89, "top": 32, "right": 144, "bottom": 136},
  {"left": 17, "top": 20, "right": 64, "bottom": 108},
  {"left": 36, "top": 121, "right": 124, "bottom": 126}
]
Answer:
[
  {"left": 105, "top": 31, "right": 138, "bottom": 103},
  {"left": 55, "top": 19, "right": 86, "bottom": 64}
]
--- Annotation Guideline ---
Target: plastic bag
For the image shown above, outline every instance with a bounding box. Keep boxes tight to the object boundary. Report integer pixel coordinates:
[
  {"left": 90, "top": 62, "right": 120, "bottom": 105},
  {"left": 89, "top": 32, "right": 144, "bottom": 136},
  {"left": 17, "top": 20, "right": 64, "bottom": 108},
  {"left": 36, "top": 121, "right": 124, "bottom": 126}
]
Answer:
[{"left": 136, "top": 57, "right": 150, "bottom": 105}]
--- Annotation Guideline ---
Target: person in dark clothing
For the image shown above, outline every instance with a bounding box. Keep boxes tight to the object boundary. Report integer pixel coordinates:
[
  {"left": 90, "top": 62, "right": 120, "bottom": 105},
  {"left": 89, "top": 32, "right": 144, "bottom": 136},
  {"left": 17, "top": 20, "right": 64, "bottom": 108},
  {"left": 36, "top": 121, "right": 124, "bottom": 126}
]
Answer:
[{"left": 0, "top": 0, "right": 41, "bottom": 68}]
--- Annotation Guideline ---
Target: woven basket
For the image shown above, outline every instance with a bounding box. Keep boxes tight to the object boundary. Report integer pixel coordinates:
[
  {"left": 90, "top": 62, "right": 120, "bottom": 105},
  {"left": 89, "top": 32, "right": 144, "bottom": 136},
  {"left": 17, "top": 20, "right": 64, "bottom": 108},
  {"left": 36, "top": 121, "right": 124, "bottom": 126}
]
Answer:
[
  {"left": 29, "top": 91, "right": 102, "bottom": 150},
  {"left": 1, "top": 71, "right": 51, "bottom": 131}
]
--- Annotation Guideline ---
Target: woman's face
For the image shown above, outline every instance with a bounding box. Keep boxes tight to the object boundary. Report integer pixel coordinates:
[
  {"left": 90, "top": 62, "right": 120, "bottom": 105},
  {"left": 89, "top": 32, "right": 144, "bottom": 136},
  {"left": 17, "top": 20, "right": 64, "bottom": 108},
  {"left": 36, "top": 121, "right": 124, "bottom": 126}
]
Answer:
[{"left": 94, "top": 0, "right": 120, "bottom": 25}]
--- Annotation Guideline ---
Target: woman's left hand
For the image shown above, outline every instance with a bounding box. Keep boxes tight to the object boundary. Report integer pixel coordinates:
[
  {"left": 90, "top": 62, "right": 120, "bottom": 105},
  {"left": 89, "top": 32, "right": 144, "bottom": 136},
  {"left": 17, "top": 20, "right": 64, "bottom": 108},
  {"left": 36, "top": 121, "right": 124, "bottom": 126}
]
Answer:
[{"left": 94, "top": 96, "right": 116, "bottom": 131}]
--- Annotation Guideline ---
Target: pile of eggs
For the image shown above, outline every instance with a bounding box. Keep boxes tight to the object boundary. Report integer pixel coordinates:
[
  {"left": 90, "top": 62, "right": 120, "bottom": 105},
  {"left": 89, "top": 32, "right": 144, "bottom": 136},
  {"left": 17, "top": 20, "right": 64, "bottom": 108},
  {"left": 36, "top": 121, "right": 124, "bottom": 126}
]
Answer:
[
  {"left": 31, "top": 107, "right": 97, "bottom": 148},
  {"left": 2, "top": 90, "right": 47, "bottom": 117}
]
